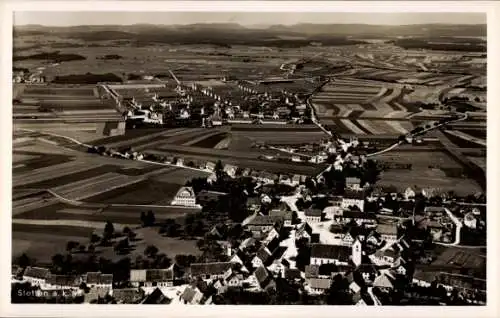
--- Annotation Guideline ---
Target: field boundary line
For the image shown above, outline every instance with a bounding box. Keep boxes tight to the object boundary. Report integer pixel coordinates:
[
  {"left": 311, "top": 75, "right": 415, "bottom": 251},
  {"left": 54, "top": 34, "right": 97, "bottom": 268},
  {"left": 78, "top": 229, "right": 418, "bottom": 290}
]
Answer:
[{"left": 27, "top": 188, "right": 202, "bottom": 211}]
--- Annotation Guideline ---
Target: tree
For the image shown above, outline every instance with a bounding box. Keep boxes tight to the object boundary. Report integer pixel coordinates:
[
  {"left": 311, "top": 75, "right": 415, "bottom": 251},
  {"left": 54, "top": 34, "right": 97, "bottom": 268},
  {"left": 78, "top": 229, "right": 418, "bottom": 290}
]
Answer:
[
  {"left": 175, "top": 254, "right": 197, "bottom": 268},
  {"left": 114, "top": 238, "right": 130, "bottom": 255},
  {"left": 146, "top": 210, "right": 156, "bottom": 226},
  {"left": 66, "top": 241, "right": 80, "bottom": 253},
  {"left": 87, "top": 244, "right": 95, "bottom": 254},
  {"left": 113, "top": 257, "right": 131, "bottom": 283},
  {"left": 128, "top": 230, "right": 137, "bottom": 241},
  {"left": 90, "top": 233, "right": 100, "bottom": 244},
  {"left": 104, "top": 221, "right": 115, "bottom": 238},
  {"left": 326, "top": 274, "right": 353, "bottom": 305},
  {"left": 17, "top": 253, "right": 32, "bottom": 268},
  {"left": 153, "top": 253, "right": 172, "bottom": 269},
  {"left": 140, "top": 211, "right": 147, "bottom": 227},
  {"left": 144, "top": 245, "right": 159, "bottom": 258},
  {"left": 51, "top": 253, "right": 65, "bottom": 271},
  {"left": 215, "top": 160, "right": 224, "bottom": 180}
]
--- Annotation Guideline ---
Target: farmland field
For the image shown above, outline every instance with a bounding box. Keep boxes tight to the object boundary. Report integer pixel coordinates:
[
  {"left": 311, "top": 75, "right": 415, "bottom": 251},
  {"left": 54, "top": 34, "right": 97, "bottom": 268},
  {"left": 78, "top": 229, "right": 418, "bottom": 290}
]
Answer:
[
  {"left": 373, "top": 150, "right": 482, "bottom": 195},
  {"left": 82, "top": 179, "right": 182, "bottom": 205}
]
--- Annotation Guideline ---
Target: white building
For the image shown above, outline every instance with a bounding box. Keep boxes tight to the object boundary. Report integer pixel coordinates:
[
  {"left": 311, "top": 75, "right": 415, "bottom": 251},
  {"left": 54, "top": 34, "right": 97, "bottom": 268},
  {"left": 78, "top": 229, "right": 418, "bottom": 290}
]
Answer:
[
  {"left": 171, "top": 186, "right": 197, "bottom": 207},
  {"left": 310, "top": 244, "right": 351, "bottom": 266},
  {"left": 82, "top": 272, "right": 113, "bottom": 289},
  {"left": 23, "top": 267, "right": 50, "bottom": 287},
  {"left": 346, "top": 177, "right": 362, "bottom": 191},
  {"left": 404, "top": 187, "right": 416, "bottom": 200},
  {"left": 463, "top": 212, "right": 477, "bottom": 229},
  {"left": 351, "top": 239, "right": 362, "bottom": 268},
  {"left": 341, "top": 191, "right": 365, "bottom": 212},
  {"left": 305, "top": 208, "right": 322, "bottom": 223}
]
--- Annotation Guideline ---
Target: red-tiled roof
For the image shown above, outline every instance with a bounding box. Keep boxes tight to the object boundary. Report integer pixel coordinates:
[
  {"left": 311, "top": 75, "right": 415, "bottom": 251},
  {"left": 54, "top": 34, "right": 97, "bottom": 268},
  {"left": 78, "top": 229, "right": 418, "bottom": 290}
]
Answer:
[
  {"left": 24, "top": 267, "right": 50, "bottom": 280},
  {"left": 311, "top": 244, "right": 351, "bottom": 262},
  {"left": 190, "top": 262, "right": 232, "bottom": 277}
]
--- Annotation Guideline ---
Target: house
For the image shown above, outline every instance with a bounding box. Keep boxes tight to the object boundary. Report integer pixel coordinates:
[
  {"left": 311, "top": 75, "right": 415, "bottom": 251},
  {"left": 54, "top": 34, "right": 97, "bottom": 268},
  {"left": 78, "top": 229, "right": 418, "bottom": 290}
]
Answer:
[
  {"left": 112, "top": 288, "right": 145, "bottom": 304},
  {"left": 252, "top": 247, "right": 273, "bottom": 268},
  {"left": 244, "top": 214, "right": 282, "bottom": 235},
  {"left": 278, "top": 174, "right": 292, "bottom": 185},
  {"left": 196, "top": 190, "right": 228, "bottom": 205},
  {"left": 310, "top": 244, "right": 351, "bottom": 266},
  {"left": 305, "top": 208, "right": 323, "bottom": 223},
  {"left": 404, "top": 187, "right": 416, "bottom": 200},
  {"left": 23, "top": 266, "right": 50, "bottom": 287},
  {"left": 269, "top": 209, "right": 293, "bottom": 227},
  {"left": 283, "top": 268, "right": 302, "bottom": 282},
  {"left": 257, "top": 171, "right": 278, "bottom": 184},
  {"left": 305, "top": 265, "right": 321, "bottom": 279},
  {"left": 171, "top": 186, "right": 197, "bottom": 207},
  {"left": 207, "top": 226, "right": 223, "bottom": 239},
  {"left": 324, "top": 205, "right": 343, "bottom": 221},
  {"left": 180, "top": 286, "right": 204, "bottom": 305},
  {"left": 250, "top": 266, "right": 275, "bottom": 291},
  {"left": 373, "top": 248, "right": 400, "bottom": 265},
  {"left": 291, "top": 174, "right": 306, "bottom": 185},
  {"left": 190, "top": 262, "right": 233, "bottom": 280},
  {"left": 82, "top": 272, "right": 113, "bottom": 288},
  {"left": 295, "top": 222, "right": 314, "bottom": 242},
  {"left": 262, "top": 228, "right": 280, "bottom": 245},
  {"left": 341, "top": 211, "right": 377, "bottom": 227},
  {"left": 84, "top": 286, "right": 111, "bottom": 304},
  {"left": 130, "top": 268, "right": 174, "bottom": 288},
  {"left": 376, "top": 223, "right": 399, "bottom": 243},
  {"left": 223, "top": 164, "right": 238, "bottom": 178},
  {"left": 246, "top": 197, "right": 261, "bottom": 212},
  {"left": 341, "top": 191, "right": 365, "bottom": 212},
  {"left": 428, "top": 220, "right": 445, "bottom": 241},
  {"left": 464, "top": 212, "right": 477, "bottom": 229},
  {"left": 346, "top": 177, "right": 362, "bottom": 191},
  {"left": 307, "top": 278, "right": 332, "bottom": 294},
  {"left": 393, "top": 261, "right": 408, "bottom": 277},
  {"left": 205, "top": 162, "right": 216, "bottom": 172},
  {"left": 225, "top": 272, "right": 244, "bottom": 287},
  {"left": 45, "top": 274, "right": 79, "bottom": 290},
  {"left": 11, "top": 265, "right": 24, "bottom": 280},
  {"left": 207, "top": 173, "right": 217, "bottom": 184},
  {"left": 239, "top": 237, "right": 257, "bottom": 251},
  {"left": 373, "top": 273, "right": 395, "bottom": 292},
  {"left": 260, "top": 194, "right": 273, "bottom": 205},
  {"left": 140, "top": 287, "right": 171, "bottom": 304},
  {"left": 229, "top": 252, "right": 249, "bottom": 273},
  {"left": 241, "top": 168, "right": 252, "bottom": 177}
]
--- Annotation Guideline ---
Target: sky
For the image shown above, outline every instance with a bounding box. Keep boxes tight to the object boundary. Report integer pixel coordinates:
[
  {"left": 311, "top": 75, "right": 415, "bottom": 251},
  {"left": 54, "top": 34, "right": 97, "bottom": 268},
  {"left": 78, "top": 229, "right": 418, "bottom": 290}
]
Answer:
[{"left": 13, "top": 12, "right": 486, "bottom": 26}]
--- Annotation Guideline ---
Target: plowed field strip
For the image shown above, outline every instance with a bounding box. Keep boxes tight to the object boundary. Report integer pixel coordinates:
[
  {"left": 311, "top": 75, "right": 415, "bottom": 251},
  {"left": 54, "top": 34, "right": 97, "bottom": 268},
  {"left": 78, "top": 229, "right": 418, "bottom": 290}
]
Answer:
[
  {"left": 13, "top": 161, "right": 92, "bottom": 187},
  {"left": 51, "top": 172, "right": 122, "bottom": 195},
  {"left": 104, "top": 128, "right": 187, "bottom": 148},
  {"left": 14, "top": 165, "right": 120, "bottom": 191},
  {"left": 351, "top": 119, "right": 373, "bottom": 134},
  {"left": 340, "top": 119, "right": 365, "bottom": 135}
]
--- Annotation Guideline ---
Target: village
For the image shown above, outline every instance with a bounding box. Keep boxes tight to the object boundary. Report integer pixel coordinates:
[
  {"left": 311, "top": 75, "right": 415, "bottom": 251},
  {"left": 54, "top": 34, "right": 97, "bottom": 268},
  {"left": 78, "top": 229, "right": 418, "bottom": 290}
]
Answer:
[
  {"left": 11, "top": 131, "right": 486, "bottom": 305},
  {"left": 10, "top": 14, "right": 488, "bottom": 307}
]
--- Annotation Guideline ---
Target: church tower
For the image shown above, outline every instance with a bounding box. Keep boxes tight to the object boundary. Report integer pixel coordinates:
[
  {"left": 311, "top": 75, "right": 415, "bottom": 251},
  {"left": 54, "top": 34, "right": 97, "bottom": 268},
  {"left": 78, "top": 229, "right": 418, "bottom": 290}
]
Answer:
[{"left": 352, "top": 238, "right": 362, "bottom": 268}]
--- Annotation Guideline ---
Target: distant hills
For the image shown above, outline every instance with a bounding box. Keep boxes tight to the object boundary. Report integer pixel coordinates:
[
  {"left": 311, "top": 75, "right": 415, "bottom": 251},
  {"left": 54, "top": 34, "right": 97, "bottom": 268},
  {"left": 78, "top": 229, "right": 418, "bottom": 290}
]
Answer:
[
  {"left": 14, "top": 23, "right": 486, "bottom": 37},
  {"left": 13, "top": 23, "right": 486, "bottom": 48}
]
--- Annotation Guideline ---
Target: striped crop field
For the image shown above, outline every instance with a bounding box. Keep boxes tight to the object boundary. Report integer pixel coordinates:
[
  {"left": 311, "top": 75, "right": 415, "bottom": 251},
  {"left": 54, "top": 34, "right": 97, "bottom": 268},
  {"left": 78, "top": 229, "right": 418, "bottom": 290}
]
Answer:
[
  {"left": 312, "top": 78, "right": 414, "bottom": 120},
  {"left": 349, "top": 68, "right": 475, "bottom": 86},
  {"left": 324, "top": 118, "right": 415, "bottom": 136}
]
